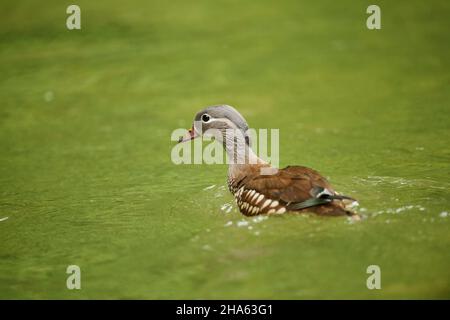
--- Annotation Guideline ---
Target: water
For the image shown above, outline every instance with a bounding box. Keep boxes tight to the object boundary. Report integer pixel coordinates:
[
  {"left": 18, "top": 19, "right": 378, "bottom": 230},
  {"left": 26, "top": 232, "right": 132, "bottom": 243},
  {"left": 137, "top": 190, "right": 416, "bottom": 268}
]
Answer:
[{"left": 0, "top": 0, "right": 449, "bottom": 298}]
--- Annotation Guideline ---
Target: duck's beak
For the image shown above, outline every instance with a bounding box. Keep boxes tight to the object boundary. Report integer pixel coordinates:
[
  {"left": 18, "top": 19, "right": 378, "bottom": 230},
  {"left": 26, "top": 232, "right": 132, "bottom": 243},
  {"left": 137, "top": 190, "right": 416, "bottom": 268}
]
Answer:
[{"left": 178, "top": 126, "right": 200, "bottom": 143}]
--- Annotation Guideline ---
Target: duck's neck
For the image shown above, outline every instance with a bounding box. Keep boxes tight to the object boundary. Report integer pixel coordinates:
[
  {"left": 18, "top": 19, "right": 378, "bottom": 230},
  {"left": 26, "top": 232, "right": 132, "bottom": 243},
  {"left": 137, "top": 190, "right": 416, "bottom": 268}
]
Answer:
[{"left": 222, "top": 132, "right": 269, "bottom": 179}]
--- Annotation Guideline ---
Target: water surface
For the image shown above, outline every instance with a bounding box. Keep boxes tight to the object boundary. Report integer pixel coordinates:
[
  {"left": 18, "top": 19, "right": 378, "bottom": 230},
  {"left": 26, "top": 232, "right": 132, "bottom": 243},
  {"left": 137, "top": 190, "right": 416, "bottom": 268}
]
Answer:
[{"left": 0, "top": 0, "right": 449, "bottom": 298}]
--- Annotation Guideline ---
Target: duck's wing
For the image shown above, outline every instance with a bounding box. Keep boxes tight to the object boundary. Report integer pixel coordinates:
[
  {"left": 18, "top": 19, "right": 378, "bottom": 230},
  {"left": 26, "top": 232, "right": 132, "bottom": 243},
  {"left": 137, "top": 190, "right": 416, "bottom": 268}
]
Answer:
[{"left": 245, "top": 165, "right": 334, "bottom": 202}]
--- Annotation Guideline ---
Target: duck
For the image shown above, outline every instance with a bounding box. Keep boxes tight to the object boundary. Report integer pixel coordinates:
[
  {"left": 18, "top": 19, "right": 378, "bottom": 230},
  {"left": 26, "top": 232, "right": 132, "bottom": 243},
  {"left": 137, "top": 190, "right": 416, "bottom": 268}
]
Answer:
[{"left": 178, "top": 105, "right": 359, "bottom": 219}]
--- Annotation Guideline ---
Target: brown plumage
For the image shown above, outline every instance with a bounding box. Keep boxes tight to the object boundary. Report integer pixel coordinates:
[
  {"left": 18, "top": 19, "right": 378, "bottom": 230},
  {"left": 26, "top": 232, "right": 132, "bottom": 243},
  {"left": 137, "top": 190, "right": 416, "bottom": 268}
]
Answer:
[
  {"left": 227, "top": 164, "right": 357, "bottom": 217},
  {"left": 179, "top": 105, "right": 359, "bottom": 219}
]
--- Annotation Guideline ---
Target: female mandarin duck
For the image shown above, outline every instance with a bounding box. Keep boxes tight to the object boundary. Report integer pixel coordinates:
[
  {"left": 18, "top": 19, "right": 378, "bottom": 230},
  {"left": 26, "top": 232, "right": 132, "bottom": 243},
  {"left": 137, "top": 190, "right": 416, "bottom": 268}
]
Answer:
[{"left": 179, "top": 105, "right": 359, "bottom": 219}]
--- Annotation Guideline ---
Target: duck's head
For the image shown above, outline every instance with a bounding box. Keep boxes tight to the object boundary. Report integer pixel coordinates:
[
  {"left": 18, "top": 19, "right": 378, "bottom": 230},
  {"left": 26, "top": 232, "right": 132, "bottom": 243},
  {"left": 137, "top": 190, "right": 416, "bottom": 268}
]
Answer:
[{"left": 178, "top": 105, "right": 250, "bottom": 145}]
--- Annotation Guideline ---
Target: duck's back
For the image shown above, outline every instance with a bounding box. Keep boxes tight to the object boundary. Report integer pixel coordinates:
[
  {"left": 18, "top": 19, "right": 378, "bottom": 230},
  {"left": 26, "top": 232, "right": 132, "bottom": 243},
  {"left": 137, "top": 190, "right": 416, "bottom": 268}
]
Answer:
[{"left": 228, "top": 165, "right": 357, "bottom": 217}]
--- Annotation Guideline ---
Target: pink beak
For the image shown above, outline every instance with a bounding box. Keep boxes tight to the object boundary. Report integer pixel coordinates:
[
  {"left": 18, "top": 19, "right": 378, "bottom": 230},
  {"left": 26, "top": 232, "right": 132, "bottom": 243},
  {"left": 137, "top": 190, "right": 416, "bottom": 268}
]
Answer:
[{"left": 178, "top": 126, "right": 200, "bottom": 143}]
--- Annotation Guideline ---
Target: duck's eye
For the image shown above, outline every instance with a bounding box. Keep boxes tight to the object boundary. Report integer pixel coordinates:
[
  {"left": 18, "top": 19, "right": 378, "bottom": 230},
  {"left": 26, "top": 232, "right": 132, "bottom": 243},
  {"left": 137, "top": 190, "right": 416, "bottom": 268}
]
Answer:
[{"left": 201, "top": 114, "right": 211, "bottom": 122}]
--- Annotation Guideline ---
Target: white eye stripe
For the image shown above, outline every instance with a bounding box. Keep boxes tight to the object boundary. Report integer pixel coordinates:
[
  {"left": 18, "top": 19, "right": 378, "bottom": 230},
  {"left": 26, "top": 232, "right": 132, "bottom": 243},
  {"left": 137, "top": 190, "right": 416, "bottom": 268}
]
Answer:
[
  {"left": 194, "top": 118, "right": 240, "bottom": 135},
  {"left": 206, "top": 118, "right": 238, "bottom": 128}
]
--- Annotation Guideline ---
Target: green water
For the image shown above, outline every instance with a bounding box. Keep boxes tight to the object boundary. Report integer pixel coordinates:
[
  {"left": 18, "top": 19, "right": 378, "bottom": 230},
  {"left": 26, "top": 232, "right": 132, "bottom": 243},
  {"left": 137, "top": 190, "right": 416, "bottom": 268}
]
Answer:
[{"left": 0, "top": 0, "right": 449, "bottom": 299}]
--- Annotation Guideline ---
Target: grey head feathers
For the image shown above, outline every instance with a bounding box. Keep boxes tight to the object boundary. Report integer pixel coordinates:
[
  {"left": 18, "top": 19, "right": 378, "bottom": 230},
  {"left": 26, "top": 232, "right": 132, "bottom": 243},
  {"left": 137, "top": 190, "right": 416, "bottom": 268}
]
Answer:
[{"left": 194, "top": 105, "right": 249, "bottom": 133}]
